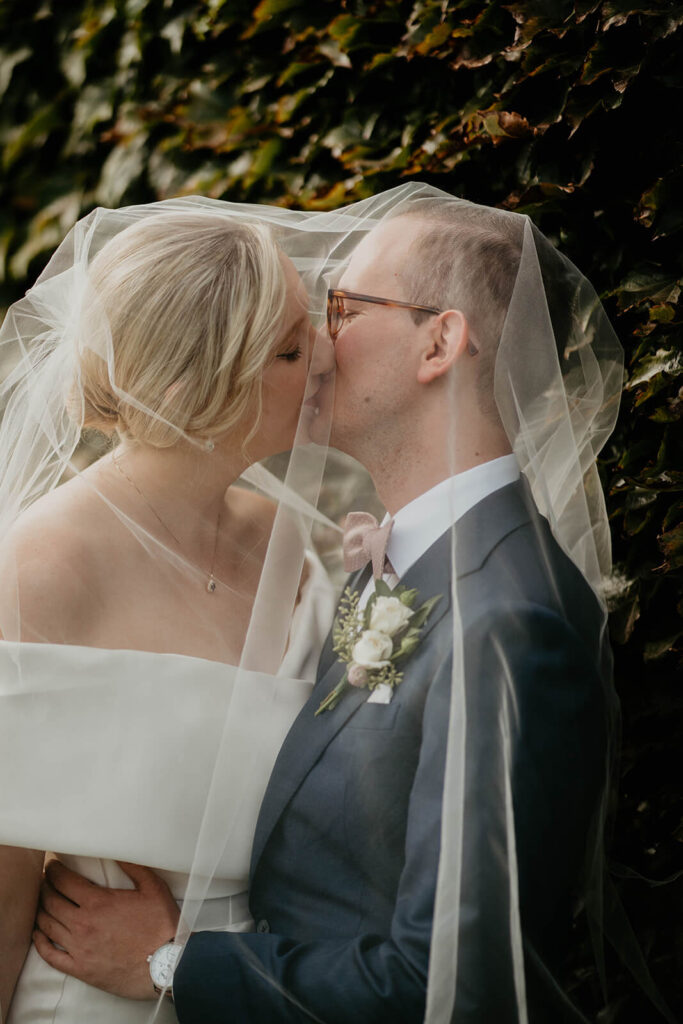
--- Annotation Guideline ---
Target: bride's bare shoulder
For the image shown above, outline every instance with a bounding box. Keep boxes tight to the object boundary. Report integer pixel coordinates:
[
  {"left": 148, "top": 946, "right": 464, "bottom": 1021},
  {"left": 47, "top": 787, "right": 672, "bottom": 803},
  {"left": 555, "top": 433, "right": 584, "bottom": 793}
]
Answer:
[{"left": 0, "top": 479, "right": 105, "bottom": 641}]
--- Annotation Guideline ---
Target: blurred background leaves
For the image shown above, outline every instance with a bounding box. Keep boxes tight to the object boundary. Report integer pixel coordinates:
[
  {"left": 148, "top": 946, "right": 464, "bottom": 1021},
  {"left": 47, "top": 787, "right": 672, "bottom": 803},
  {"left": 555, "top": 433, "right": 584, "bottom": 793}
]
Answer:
[{"left": 0, "top": 0, "right": 681, "bottom": 1018}]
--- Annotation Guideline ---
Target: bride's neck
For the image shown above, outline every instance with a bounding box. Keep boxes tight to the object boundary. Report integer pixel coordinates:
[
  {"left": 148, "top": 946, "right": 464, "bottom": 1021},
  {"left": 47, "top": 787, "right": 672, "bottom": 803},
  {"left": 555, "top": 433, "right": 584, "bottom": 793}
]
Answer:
[{"left": 103, "top": 438, "right": 249, "bottom": 523}]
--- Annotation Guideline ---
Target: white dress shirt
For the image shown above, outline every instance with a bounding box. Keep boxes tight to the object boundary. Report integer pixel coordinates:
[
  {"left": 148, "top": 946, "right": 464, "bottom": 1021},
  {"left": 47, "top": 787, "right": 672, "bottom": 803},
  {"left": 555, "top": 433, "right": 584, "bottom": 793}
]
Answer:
[{"left": 359, "top": 454, "right": 520, "bottom": 609}]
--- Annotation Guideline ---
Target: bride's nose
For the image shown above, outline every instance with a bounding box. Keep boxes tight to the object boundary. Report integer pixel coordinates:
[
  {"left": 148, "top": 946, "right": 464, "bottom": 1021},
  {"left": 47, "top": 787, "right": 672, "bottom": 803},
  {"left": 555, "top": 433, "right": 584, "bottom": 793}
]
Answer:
[{"left": 309, "top": 330, "right": 335, "bottom": 378}]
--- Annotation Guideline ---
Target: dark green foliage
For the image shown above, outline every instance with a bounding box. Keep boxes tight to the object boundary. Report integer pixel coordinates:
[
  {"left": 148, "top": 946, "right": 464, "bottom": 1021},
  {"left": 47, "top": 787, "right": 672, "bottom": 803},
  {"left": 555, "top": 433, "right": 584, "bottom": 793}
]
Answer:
[{"left": 1, "top": 0, "right": 681, "bottom": 1017}]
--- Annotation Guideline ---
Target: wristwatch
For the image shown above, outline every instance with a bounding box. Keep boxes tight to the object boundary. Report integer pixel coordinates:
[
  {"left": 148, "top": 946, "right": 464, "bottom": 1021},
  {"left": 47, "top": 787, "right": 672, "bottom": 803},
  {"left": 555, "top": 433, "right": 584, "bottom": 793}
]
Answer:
[{"left": 147, "top": 939, "right": 183, "bottom": 1001}]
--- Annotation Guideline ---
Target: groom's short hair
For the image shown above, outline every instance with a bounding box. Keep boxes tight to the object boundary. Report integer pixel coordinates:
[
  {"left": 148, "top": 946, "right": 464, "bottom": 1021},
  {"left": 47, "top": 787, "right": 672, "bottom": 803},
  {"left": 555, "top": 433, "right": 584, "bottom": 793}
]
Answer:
[{"left": 390, "top": 201, "right": 524, "bottom": 422}]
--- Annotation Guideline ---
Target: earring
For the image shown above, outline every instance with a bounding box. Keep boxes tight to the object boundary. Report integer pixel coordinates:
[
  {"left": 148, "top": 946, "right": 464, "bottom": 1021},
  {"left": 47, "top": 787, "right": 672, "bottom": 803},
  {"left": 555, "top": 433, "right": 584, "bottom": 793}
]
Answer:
[{"left": 205, "top": 439, "right": 215, "bottom": 452}]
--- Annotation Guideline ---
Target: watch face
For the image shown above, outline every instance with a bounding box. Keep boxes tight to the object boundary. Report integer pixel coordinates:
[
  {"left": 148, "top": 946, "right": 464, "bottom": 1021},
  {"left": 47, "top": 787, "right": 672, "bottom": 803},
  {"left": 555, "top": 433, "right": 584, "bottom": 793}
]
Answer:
[
  {"left": 150, "top": 942, "right": 182, "bottom": 988},
  {"left": 156, "top": 961, "right": 173, "bottom": 987}
]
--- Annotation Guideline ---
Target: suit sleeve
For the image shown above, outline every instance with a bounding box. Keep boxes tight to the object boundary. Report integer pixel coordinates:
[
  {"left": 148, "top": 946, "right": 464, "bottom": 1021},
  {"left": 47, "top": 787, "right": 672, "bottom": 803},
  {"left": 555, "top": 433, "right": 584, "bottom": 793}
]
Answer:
[{"left": 173, "top": 606, "right": 607, "bottom": 1024}]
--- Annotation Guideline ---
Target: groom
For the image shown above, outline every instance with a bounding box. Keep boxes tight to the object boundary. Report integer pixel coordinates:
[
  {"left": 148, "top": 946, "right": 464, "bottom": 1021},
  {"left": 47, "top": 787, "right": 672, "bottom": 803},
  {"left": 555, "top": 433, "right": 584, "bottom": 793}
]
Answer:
[{"left": 35, "top": 204, "right": 611, "bottom": 1021}]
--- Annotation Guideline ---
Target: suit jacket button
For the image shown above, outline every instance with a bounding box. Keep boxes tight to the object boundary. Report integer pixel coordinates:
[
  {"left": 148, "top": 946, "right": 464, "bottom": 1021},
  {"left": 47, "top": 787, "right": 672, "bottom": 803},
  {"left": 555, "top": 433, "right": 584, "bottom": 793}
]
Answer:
[{"left": 256, "top": 919, "right": 270, "bottom": 934}]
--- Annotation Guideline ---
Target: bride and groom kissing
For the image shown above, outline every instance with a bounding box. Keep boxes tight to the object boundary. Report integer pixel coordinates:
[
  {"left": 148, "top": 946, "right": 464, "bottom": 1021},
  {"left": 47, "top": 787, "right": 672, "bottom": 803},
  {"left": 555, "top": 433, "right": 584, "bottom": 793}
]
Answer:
[{"left": 0, "top": 185, "right": 620, "bottom": 1023}]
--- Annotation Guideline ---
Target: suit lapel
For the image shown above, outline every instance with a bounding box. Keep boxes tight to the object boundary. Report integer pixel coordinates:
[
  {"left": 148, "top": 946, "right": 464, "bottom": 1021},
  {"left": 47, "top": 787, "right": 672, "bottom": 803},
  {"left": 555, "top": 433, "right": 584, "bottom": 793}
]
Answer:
[
  {"left": 250, "top": 566, "right": 369, "bottom": 874},
  {"left": 250, "top": 661, "right": 369, "bottom": 874},
  {"left": 452, "top": 475, "right": 533, "bottom": 579},
  {"left": 250, "top": 478, "right": 534, "bottom": 879},
  {"left": 250, "top": 553, "right": 449, "bottom": 878}
]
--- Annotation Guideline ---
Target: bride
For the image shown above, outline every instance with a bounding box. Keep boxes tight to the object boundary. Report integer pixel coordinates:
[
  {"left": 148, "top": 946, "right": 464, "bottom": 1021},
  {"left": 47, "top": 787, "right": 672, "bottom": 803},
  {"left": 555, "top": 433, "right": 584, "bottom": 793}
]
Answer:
[{"left": 0, "top": 207, "right": 337, "bottom": 1022}]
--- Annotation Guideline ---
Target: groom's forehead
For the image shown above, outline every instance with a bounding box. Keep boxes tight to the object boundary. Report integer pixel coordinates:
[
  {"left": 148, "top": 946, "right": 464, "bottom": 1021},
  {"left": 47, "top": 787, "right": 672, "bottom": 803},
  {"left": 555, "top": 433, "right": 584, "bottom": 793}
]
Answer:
[{"left": 341, "top": 218, "right": 420, "bottom": 291}]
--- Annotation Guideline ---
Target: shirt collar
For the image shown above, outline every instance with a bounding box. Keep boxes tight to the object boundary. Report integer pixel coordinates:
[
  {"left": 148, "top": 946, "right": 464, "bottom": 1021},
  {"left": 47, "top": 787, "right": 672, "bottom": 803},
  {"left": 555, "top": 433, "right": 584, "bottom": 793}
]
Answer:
[{"left": 385, "top": 454, "right": 520, "bottom": 579}]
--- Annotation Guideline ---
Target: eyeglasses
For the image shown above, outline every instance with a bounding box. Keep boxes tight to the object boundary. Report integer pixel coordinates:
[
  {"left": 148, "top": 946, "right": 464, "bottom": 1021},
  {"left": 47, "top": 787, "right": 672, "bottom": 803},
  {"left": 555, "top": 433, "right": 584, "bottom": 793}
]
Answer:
[
  {"left": 327, "top": 289, "right": 442, "bottom": 340},
  {"left": 326, "top": 288, "right": 478, "bottom": 354}
]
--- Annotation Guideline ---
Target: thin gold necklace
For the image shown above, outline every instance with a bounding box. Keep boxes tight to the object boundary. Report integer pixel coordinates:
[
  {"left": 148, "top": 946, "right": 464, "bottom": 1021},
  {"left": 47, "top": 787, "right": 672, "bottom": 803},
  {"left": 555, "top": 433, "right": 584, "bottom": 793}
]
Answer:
[{"left": 112, "top": 451, "right": 222, "bottom": 594}]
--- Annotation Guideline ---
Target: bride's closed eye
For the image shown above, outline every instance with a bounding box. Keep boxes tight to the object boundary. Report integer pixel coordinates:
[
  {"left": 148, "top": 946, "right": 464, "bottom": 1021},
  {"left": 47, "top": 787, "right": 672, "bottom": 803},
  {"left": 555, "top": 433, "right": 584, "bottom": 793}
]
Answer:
[{"left": 277, "top": 346, "right": 303, "bottom": 362}]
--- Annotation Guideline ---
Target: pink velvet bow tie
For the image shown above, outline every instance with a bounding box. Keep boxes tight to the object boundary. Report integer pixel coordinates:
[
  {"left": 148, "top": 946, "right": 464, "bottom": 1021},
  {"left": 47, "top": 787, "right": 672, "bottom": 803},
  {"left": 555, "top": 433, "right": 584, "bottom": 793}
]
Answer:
[{"left": 342, "top": 512, "right": 394, "bottom": 579}]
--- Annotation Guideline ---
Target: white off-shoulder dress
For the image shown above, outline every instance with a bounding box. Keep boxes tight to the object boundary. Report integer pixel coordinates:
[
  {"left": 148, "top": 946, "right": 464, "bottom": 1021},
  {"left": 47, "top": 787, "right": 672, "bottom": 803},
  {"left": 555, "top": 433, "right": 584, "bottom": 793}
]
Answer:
[{"left": 0, "top": 555, "right": 335, "bottom": 1024}]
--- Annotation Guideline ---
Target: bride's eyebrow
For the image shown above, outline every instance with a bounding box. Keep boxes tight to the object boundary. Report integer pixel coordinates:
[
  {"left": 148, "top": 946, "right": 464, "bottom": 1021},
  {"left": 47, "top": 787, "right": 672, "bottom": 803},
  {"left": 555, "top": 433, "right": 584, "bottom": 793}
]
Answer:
[{"left": 279, "top": 315, "right": 307, "bottom": 347}]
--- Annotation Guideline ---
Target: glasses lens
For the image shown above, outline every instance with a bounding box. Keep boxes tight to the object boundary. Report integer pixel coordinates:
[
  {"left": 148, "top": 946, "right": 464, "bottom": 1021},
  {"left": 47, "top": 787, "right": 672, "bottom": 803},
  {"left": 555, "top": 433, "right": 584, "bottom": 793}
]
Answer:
[{"left": 328, "top": 294, "right": 342, "bottom": 339}]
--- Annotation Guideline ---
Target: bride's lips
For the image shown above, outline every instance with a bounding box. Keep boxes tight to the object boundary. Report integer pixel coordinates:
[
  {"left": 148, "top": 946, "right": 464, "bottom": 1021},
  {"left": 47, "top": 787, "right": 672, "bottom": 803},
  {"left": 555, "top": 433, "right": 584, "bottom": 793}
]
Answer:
[
  {"left": 304, "top": 389, "right": 321, "bottom": 414},
  {"left": 304, "top": 373, "right": 332, "bottom": 415}
]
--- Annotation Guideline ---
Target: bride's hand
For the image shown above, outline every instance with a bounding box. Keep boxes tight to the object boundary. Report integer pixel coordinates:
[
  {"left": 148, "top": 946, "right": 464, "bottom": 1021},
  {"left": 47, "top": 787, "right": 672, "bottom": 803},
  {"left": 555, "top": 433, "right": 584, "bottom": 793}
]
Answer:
[{"left": 33, "top": 859, "right": 180, "bottom": 1000}]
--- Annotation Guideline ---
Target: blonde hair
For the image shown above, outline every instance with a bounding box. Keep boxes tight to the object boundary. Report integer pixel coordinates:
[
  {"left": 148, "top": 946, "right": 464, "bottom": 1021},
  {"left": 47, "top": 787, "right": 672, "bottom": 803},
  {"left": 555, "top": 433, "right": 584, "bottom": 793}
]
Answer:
[{"left": 74, "top": 213, "right": 287, "bottom": 447}]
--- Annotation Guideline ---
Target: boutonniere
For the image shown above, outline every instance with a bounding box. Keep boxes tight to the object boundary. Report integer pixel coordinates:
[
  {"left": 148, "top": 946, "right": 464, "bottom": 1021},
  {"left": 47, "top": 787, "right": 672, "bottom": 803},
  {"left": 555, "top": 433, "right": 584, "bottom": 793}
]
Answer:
[{"left": 315, "top": 580, "right": 442, "bottom": 716}]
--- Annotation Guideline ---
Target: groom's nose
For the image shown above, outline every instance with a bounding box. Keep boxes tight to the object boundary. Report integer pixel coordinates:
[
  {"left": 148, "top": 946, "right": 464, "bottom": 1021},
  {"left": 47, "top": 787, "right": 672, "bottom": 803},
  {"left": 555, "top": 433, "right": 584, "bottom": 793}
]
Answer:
[{"left": 309, "top": 330, "right": 335, "bottom": 378}]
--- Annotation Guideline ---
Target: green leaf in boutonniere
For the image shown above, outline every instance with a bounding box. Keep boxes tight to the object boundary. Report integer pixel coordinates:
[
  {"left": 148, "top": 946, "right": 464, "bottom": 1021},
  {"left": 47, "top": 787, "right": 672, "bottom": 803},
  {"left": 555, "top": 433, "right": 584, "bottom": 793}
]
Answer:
[
  {"left": 373, "top": 579, "right": 394, "bottom": 597},
  {"left": 406, "top": 594, "right": 442, "bottom": 630},
  {"left": 315, "top": 582, "right": 442, "bottom": 716},
  {"left": 390, "top": 630, "right": 422, "bottom": 661}
]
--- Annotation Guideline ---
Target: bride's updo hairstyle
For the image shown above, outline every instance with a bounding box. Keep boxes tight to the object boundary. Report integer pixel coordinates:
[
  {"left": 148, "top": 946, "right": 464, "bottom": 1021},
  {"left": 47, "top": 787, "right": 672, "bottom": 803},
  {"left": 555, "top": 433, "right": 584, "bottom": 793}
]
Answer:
[{"left": 74, "top": 213, "right": 287, "bottom": 448}]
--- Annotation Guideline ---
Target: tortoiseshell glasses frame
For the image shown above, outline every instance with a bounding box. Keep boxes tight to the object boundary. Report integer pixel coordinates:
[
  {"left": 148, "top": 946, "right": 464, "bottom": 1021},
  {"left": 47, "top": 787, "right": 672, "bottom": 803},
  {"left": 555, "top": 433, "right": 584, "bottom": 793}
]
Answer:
[{"left": 327, "top": 289, "right": 478, "bottom": 354}]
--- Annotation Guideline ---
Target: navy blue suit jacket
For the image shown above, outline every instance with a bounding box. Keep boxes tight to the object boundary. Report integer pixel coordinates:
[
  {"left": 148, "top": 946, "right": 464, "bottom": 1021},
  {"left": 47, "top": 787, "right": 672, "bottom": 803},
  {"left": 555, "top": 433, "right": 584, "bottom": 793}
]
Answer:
[{"left": 174, "top": 479, "right": 610, "bottom": 1022}]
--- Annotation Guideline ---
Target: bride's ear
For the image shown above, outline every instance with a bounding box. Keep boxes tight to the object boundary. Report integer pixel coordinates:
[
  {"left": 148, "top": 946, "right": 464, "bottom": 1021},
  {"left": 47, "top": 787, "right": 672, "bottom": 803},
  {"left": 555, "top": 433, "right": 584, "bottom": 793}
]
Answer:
[{"left": 416, "top": 310, "right": 470, "bottom": 384}]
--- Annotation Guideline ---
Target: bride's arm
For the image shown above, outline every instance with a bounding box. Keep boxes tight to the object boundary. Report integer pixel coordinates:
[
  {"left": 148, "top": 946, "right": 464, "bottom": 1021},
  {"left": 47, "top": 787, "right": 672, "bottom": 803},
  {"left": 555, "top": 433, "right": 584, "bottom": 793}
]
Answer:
[
  {"left": 0, "top": 527, "right": 80, "bottom": 1015},
  {"left": 0, "top": 846, "right": 44, "bottom": 1016}
]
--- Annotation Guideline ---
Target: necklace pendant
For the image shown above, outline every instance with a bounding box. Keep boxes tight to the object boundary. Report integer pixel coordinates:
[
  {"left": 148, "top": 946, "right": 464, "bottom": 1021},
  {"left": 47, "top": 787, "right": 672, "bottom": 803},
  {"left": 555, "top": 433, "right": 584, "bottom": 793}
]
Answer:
[{"left": 207, "top": 575, "right": 217, "bottom": 594}]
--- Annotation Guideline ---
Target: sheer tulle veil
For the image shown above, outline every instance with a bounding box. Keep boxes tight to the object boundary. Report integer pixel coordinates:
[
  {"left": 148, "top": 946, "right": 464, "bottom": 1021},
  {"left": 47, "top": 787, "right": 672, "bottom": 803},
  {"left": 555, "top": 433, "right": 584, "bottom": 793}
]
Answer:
[{"left": 0, "top": 183, "right": 630, "bottom": 1023}]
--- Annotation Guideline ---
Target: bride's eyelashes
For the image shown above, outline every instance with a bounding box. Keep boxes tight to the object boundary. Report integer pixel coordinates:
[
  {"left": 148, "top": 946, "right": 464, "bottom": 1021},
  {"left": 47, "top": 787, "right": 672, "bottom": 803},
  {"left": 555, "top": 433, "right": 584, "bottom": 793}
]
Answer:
[{"left": 276, "top": 346, "right": 303, "bottom": 363}]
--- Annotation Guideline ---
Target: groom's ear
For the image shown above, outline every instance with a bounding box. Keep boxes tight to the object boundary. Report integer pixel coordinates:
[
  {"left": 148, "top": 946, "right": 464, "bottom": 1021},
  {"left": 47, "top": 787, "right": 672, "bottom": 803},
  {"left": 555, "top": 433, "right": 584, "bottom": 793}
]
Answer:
[{"left": 416, "top": 309, "right": 469, "bottom": 384}]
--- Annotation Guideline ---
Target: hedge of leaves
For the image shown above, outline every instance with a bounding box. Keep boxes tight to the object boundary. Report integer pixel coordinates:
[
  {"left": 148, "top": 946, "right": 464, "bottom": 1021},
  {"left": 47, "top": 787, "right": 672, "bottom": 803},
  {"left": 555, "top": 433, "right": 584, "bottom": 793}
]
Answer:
[{"left": 1, "top": 0, "right": 681, "bottom": 1018}]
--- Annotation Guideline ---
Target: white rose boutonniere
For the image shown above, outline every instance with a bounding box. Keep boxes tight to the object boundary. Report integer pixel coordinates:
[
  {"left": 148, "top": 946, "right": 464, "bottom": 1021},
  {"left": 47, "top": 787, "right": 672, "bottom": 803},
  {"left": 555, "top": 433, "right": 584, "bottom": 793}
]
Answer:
[
  {"left": 315, "top": 580, "right": 442, "bottom": 716},
  {"left": 352, "top": 630, "right": 393, "bottom": 669},
  {"left": 369, "top": 596, "right": 413, "bottom": 636}
]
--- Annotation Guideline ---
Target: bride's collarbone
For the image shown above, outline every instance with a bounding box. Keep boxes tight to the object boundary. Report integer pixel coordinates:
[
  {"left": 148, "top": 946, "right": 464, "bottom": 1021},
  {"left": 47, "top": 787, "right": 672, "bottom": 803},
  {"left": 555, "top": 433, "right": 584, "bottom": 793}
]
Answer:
[
  {"left": 2, "top": 518, "right": 257, "bottom": 659},
  {"left": 105, "top": 478, "right": 274, "bottom": 584},
  {"left": 0, "top": 473, "right": 280, "bottom": 656}
]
